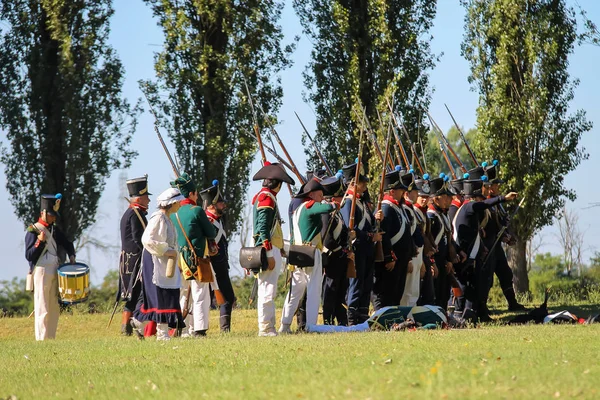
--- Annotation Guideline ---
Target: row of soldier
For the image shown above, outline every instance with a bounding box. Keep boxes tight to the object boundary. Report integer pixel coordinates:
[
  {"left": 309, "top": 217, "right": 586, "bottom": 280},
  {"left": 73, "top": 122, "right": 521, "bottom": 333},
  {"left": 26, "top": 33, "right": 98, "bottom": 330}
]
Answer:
[{"left": 25, "top": 155, "right": 521, "bottom": 341}]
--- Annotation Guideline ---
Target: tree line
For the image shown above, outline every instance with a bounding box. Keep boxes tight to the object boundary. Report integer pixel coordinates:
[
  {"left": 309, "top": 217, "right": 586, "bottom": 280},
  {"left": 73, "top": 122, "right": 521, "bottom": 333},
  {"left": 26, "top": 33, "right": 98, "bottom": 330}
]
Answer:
[{"left": 0, "top": 0, "right": 594, "bottom": 293}]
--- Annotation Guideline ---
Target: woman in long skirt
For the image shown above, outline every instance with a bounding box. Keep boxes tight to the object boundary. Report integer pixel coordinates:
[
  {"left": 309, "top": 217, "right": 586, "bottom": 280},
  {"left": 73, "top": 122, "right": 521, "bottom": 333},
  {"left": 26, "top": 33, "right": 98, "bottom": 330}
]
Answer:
[{"left": 133, "top": 188, "right": 185, "bottom": 340}]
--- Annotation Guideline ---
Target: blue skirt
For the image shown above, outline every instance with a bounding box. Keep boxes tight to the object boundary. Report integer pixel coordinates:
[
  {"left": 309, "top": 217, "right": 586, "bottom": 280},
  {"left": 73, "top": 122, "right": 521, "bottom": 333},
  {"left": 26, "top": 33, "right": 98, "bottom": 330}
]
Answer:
[{"left": 134, "top": 249, "right": 184, "bottom": 329}]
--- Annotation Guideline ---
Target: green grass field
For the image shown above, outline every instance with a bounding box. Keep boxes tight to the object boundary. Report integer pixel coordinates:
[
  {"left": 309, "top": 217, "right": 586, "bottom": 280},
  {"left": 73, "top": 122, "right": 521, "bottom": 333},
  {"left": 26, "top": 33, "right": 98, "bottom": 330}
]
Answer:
[{"left": 1, "top": 305, "right": 599, "bottom": 400}]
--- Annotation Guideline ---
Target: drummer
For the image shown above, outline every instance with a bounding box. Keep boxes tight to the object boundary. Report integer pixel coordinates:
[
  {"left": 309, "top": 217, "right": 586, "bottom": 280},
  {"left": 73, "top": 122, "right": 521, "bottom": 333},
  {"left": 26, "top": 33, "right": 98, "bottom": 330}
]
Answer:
[{"left": 25, "top": 194, "right": 76, "bottom": 341}]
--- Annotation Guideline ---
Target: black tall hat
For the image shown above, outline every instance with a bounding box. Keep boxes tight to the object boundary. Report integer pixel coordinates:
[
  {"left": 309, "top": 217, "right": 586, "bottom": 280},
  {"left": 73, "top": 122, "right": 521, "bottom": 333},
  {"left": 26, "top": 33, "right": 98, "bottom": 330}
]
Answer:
[
  {"left": 314, "top": 167, "right": 328, "bottom": 180},
  {"left": 400, "top": 171, "right": 416, "bottom": 191},
  {"left": 127, "top": 175, "right": 151, "bottom": 197},
  {"left": 199, "top": 179, "right": 224, "bottom": 207},
  {"left": 415, "top": 174, "right": 432, "bottom": 197},
  {"left": 40, "top": 193, "right": 62, "bottom": 217},
  {"left": 429, "top": 177, "right": 453, "bottom": 197},
  {"left": 466, "top": 166, "right": 485, "bottom": 180},
  {"left": 321, "top": 172, "right": 344, "bottom": 197},
  {"left": 483, "top": 160, "right": 504, "bottom": 184},
  {"left": 342, "top": 161, "right": 369, "bottom": 184},
  {"left": 252, "top": 162, "right": 295, "bottom": 185},
  {"left": 463, "top": 179, "right": 484, "bottom": 197},
  {"left": 384, "top": 169, "right": 408, "bottom": 191},
  {"left": 295, "top": 178, "right": 326, "bottom": 198},
  {"left": 450, "top": 176, "right": 466, "bottom": 196}
]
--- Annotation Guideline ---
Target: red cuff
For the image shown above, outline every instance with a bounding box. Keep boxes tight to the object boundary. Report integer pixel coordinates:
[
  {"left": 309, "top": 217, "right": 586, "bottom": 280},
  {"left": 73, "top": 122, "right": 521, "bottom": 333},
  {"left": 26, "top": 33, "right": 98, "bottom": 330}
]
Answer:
[
  {"left": 391, "top": 251, "right": 398, "bottom": 262},
  {"left": 262, "top": 240, "right": 272, "bottom": 251},
  {"left": 35, "top": 240, "right": 41, "bottom": 248}
]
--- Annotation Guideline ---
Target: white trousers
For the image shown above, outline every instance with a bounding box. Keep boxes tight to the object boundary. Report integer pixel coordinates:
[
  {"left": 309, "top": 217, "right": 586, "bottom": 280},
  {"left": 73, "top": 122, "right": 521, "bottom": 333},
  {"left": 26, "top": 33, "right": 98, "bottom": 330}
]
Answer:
[
  {"left": 400, "top": 247, "right": 423, "bottom": 307},
  {"left": 257, "top": 247, "right": 282, "bottom": 334},
  {"left": 34, "top": 265, "right": 60, "bottom": 341},
  {"left": 281, "top": 250, "right": 323, "bottom": 326},
  {"left": 180, "top": 279, "right": 211, "bottom": 333}
]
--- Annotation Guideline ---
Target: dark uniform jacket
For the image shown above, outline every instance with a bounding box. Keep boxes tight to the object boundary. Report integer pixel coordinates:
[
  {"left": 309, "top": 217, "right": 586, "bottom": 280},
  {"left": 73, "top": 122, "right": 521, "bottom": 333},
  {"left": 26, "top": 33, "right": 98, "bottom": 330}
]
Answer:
[{"left": 25, "top": 221, "right": 75, "bottom": 271}]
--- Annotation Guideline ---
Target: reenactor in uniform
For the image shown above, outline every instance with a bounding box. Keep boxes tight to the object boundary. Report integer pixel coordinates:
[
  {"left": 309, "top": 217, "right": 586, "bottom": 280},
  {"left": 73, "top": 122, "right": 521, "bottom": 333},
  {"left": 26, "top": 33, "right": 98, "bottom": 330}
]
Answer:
[
  {"left": 400, "top": 170, "right": 427, "bottom": 306},
  {"left": 200, "top": 179, "right": 237, "bottom": 332},
  {"left": 453, "top": 176, "right": 518, "bottom": 321},
  {"left": 171, "top": 173, "right": 217, "bottom": 337},
  {"left": 427, "top": 176, "right": 456, "bottom": 310},
  {"left": 25, "top": 194, "right": 76, "bottom": 340},
  {"left": 118, "top": 176, "right": 150, "bottom": 336},
  {"left": 320, "top": 172, "right": 350, "bottom": 326},
  {"left": 483, "top": 161, "right": 526, "bottom": 311},
  {"left": 373, "top": 167, "right": 412, "bottom": 310},
  {"left": 340, "top": 162, "right": 382, "bottom": 325},
  {"left": 251, "top": 161, "right": 294, "bottom": 336},
  {"left": 414, "top": 175, "right": 438, "bottom": 305},
  {"left": 279, "top": 178, "right": 336, "bottom": 333}
]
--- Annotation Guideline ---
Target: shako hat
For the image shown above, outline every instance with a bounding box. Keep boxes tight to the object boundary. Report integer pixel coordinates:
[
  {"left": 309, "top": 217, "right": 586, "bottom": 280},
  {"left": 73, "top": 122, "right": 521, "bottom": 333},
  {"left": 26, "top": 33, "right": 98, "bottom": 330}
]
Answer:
[
  {"left": 429, "top": 174, "right": 453, "bottom": 196},
  {"left": 170, "top": 173, "right": 197, "bottom": 198},
  {"left": 127, "top": 175, "right": 151, "bottom": 197},
  {"left": 40, "top": 193, "right": 62, "bottom": 217},
  {"left": 199, "top": 179, "right": 224, "bottom": 207},
  {"left": 342, "top": 159, "right": 369, "bottom": 184},
  {"left": 321, "top": 171, "right": 344, "bottom": 197},
  {"left": 483, "top": 160, "right": 504, "bottom": 184},
  {"left": 415, "top": 174, "right": 432, "bottom": 197},
  {"left": 463, "top": 179, "right": 485, "bottom": 197},
  {"left": 384, "top": 166, "right": 408, "bottom": 191}
]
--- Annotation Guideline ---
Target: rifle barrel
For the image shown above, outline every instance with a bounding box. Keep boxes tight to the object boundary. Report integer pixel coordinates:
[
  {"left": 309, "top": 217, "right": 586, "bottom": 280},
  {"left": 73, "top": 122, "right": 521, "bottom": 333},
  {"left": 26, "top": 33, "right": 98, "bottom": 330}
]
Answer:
[
  {"left": 444, "top": 103, "right": 479, "bottom": 167},
  {"left": 294, "top": 112, "right": 333, "bottom": 175}
]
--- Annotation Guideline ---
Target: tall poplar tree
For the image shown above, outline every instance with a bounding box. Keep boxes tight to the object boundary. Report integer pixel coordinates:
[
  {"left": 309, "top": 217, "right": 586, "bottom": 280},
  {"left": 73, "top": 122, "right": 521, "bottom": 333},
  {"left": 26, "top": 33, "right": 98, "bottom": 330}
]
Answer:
[
  {"left": 0, "top": 0, "right": 139, "bottom": 240},
  {"left": 142, "top": 0, "right": 294, "bottom": 234},
  {"left": 461, "top": 0, "right": 591, "bottom": 292},
  {"left": 294, "top": 0, "right": 438, "bottom": 174}
]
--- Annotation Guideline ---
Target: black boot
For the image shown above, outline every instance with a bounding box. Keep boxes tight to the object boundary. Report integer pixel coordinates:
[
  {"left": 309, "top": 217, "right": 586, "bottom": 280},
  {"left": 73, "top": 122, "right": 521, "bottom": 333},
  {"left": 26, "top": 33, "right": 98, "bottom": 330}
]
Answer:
[
  {"left": 192, "top": 330, "right": 207, "bottom": 337},
  {"left": 504, "top": 287, "right": 526, "bottom": 311}
]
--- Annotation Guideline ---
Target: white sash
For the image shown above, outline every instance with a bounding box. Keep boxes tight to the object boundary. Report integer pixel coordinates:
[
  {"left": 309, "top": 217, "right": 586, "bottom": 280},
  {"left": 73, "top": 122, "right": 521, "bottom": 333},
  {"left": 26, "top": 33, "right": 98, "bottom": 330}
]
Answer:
[
  {"left": 382, "top": 200, "right": 406, "bottom": 246},
  {"left": 342, "top": 195, "right": 368, "bottom": 231},
  {"left": 451, "top": 204, "right": 481, "bottom": 259},
  {"left": 414, "top": 206, "right": 427, "bottom": 234},
  {"left": 427, "top": 209, "right": 450, "bottom": 246},
  {"left": 402, "top": 204, "right": 417, "bottom": 235},
  {"left": 212, "top": 218, "right": 226, "bottom": 243}
]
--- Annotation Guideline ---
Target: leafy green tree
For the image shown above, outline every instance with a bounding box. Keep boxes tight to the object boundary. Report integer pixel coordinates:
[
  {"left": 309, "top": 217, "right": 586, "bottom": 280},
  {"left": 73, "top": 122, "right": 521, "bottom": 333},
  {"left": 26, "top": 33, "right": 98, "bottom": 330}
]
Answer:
[
  {"left": 0, "top": 0, "right": 140, "bottom": 240},
  {"left": 142, "top": 0, "right": 294, "bottom": 234},
  {"left": 0, "top": 278, "right": 33, "bottom": 316},
  {"left": 294, "top": 0, "right": 438, "bottom": 174},
  {"left": 461, "top": 0, "right": 592, "bottom": 293}
]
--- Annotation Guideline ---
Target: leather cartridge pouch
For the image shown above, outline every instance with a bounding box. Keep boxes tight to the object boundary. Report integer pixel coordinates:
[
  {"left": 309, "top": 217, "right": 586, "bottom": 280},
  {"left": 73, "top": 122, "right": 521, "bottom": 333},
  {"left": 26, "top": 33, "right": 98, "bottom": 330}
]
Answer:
[
  {"left": 288, "top": 244, "right": 316, "bottom": 268},
  {"left": 239, "top": 247, "right": 268, "bottom": 272}
]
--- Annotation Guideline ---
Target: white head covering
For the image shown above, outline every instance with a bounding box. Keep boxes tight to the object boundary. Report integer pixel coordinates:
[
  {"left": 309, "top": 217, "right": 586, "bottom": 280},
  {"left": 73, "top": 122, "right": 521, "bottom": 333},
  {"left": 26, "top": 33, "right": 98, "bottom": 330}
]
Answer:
[{"left": 156, "top": 187, "right": 185, "bottom": 207}]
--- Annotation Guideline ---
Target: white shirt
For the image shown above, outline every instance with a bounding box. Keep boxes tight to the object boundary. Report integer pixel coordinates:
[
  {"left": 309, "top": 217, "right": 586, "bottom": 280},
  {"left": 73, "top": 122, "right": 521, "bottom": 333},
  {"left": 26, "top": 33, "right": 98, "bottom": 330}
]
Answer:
[{"left": 142, "top": 211, "right": 181, "bottom": 289}]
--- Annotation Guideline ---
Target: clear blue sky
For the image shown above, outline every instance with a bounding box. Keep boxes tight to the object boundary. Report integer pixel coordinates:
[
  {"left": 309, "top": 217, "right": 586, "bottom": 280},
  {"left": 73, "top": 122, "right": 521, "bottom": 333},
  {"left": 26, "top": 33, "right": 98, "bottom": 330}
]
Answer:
[{"left": 1, "top": 0, "right": 599, "bottom": 282}]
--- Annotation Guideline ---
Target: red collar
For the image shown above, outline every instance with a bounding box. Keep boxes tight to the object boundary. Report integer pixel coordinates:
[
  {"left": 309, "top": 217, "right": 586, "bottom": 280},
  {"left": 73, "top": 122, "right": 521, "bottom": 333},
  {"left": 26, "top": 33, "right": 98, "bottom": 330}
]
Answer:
[
  {"left": 37, "top": 218, "right": 50, "bottom": 228},
  {"left": 383, "top": 194, "right": 399, "bottom": 206},
  {"left": 303, "top": 199, "right": 316, "bottom": 209},
  {"left": 346, "top": 189, "right": 361, "bottom": 199},
  {"left": 451, "top": 199, "right": 462, "bottom": 208},
  {"left": 205, "top": 209, "right": 219, "bottom": 221},
  {"left": 262, "top": 187, "right": 279, "bottom": 197},
  {"left": 416, "top": 204, "right": 428, "bottom": 213},
  {"left": 404, "top": 200, "right": 414, "bottom": 209},
  {"left": 181, "top": 198, "right": 196, "bottom": 206},
  {"left": 428, "top": 203, "right": 446, "bottom": 213},
  {"left": 129, "top": 202, "right": 148, "bottom": 212}
]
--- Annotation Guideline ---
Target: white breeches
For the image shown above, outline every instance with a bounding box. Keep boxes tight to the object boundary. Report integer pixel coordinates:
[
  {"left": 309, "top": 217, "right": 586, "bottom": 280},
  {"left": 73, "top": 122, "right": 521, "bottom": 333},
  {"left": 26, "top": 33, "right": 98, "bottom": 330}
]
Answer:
[
  {"left": 281, "top": 250, "right": 323, "bottom": 326},
  {"left": 34, "top": 265, "right": 60, "bottom": 341},
  {"left": 257, "top": 248, "right": 282, "bottom": 334},
  {"left": 400, "top": 246, "right": 423, "bottom": 307}
]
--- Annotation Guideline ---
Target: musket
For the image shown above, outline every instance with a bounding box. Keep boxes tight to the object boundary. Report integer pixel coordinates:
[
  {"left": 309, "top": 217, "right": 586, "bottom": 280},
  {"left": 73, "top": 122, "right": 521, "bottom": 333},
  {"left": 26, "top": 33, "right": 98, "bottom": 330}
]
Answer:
[
  {"left": 427, "top": 114, "right": 457, "bottom": 179},
  {"left": 390, "top": 122, "right": 410, "bottom": 170},
  {"left": 242, "top": 75, "right": 267, "bottom": 165},
  {"left": 357, "top": 100, "right": 394, "bottom": 171},
  {"left": 257, "top": 104, "right": 306, "bottom": 185},
  {"left": 294, "top": 112, "right": 333, "bottom": 175},
  {"left": 427, "top": 111, "right": 468, "bottom": 174},
  {"left": 140, "top": 84, "right": 180, "bottom": 177},
  {"left": 241, "top": 129, "right": 295, "bottom": 172},
  {"left": 385, "top": 98, "right": 425, "bottom": 175},
  {"left": 376, "top": 108, "right": 402, "bottom": 167},
  {"left": 347, "top": 120, "right": 366, "bottom": 279},
  {"left": 374, "top": 128, "right": 392, "bottom": 262},
  {"left": 444, "top": 103, "right": 479, "bottom": 167}
]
